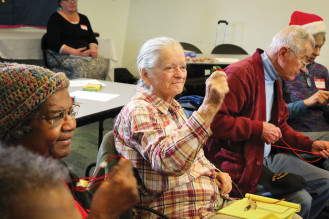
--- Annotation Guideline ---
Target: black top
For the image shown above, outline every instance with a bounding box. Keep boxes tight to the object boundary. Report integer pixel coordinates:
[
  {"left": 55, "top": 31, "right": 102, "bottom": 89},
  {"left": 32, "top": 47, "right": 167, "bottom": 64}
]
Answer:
[
  {"left": 46, "top": 12, "right": 98, "bottom": 52},
  {"left": 59, "top": 160, "right": 93, "bottom": 211}
]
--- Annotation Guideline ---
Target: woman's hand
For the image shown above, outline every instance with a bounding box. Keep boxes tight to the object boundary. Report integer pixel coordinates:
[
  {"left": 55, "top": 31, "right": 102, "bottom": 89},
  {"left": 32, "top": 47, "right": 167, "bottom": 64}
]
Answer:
[
  {"left": 197, "top": 71, "right": 229, "bottom": 125},
  {"left": 90, "top": 51, "right": 98, "bottom": 59},
  {"left": 204, "top": 70, "right": 229, "bottom": 107},
  {"left": 72, "top": 47, "right": 91, "bottom": 57},
  {"left": 89, "top": 43, "right": 99, "bottom": 58},
  {"left": 215, "top": 171, "right": 232, "bottom": 196},
  {"left": 304, "top": 90, "right": 329, "bottom": 108}
]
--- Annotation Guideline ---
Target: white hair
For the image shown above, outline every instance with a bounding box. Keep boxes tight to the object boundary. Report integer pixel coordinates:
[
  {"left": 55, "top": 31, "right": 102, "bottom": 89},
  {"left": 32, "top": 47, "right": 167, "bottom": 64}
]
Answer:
[
  {"left": 0, "top": 145, "right": 69, "bottom": 218},
  {"left": 267, "top": 25, "right": 315, "bottom": 55},
  {"left": 136, "top": 37, "right": 183, "bottom": 88}
]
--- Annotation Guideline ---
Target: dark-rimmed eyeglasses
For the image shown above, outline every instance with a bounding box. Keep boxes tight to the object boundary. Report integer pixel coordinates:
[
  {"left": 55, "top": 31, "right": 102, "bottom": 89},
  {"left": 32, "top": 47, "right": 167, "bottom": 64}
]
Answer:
[
  {"left": 288, "top": 48, "right": 308, "bottom": 68},
  {"left": 41, "top": 104, "right": 80, "bottom": 127}
]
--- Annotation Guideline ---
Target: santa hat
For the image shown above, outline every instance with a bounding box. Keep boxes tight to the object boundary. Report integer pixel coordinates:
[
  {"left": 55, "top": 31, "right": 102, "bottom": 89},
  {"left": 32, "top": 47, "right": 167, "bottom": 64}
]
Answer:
[{"left": 289, "top": 11, "right": 326, "bottom": 35}]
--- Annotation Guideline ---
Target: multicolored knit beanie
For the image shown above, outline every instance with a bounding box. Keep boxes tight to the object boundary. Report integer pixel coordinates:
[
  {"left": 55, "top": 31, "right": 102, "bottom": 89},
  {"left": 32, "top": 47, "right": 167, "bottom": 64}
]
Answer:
[{"left": 0, "top": 63, "right": 70, "bottom": 134}]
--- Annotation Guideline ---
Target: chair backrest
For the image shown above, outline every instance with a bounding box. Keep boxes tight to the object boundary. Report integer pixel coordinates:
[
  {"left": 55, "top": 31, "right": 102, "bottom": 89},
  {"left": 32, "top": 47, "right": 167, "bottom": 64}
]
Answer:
[
  {"left": 91, "top": 130, "right": 170, "bottom": 219},
  {"left": 96, "top": 130, "right": 120, "bottom": 175},
  {"left": 179, "top": 42, "right": 202, "bottom": 54},
  {"left": 114, "top": 68, "right": 138, "bottom": 84},
  {"left": 211, "top": 44, "right": 248, "bottom": 55},
  {"left": 90, "top": 130, "right": 134, "bottom": 219},
  {"left": 87, "top": 130, "right": 119, "bottom": 193},
  {"left": 41, "top": 33, "right": 48, "bottom": 51},
  {"left": 41, "top": 33, "right": 50, "bottom": 68}
]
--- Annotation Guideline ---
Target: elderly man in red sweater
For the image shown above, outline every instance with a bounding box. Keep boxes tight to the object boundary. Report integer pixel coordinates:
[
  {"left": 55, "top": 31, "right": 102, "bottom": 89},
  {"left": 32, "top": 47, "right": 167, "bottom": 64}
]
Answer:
[{"left": 205, "top": 25, "right": 329, "bottom": 219}]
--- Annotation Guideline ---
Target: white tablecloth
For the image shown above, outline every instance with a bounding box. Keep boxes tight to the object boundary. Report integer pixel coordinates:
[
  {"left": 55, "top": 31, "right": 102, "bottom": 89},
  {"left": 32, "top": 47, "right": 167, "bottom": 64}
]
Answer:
[
  {"left": 0, "top": 29, "right": 118, "bottom": 79},
  {"left": 0, "top": 29, "right": 46, "bottom": 59}
]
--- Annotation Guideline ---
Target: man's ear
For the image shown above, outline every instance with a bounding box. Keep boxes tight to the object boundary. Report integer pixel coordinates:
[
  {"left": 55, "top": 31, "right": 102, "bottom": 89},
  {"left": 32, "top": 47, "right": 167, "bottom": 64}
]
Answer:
[
  {"left": 141, "top": 68, "right": 151, "bottom": 86},
  {"left": 278, "top": 47, "right": 290, "bottom": 62}
]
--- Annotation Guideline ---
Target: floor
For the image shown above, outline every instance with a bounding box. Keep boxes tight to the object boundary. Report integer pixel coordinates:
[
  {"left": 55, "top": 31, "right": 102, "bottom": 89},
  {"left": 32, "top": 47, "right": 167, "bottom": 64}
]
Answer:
[{"left": 63, "top": 118, "right": 114, "bottom": 177}]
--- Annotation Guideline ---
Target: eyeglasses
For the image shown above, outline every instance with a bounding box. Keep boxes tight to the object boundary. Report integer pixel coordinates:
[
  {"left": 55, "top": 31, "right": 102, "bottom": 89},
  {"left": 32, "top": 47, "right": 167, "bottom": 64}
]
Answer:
[
  {"left": 41, "top": 104, "right": 80, "bottom": 127},
  {"left": 288, "top": 48, "right": 308, "bottom": 68},
  {"left": 61, "top": 0, "right": 78, "bottom": 3}
]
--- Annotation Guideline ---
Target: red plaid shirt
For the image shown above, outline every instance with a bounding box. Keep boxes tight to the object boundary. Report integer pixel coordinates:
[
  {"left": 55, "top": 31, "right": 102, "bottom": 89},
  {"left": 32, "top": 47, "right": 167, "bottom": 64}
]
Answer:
[{"left": 114, "top": 87, "right": 221, "bottom": 218}]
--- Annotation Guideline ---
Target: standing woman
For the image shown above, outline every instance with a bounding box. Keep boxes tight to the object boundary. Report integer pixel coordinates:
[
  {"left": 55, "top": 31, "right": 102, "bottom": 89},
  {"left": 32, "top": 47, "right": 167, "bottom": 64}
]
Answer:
[{"left": 46, "top": 0, "right": 109, "bottom": 79}]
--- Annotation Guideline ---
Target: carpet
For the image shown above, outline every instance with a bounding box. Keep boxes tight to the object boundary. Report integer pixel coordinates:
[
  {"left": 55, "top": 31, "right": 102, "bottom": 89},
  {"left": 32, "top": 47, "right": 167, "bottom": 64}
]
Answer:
[{"left": 63, "top": 118, "right": 114, "bottom": 177}]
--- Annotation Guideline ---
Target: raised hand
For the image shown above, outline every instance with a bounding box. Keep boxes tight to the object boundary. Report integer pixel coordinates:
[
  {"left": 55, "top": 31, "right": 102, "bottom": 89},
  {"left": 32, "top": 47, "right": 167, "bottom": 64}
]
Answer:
[{"left": 198, "top": 71, "right": 229, "bottom": 125}]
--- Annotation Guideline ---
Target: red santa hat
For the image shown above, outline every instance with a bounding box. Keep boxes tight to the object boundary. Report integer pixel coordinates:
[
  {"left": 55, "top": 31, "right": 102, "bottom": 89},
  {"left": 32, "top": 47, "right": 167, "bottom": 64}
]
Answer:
[{"left": 289, "top": 11, "right": 326, "bottom": 35}]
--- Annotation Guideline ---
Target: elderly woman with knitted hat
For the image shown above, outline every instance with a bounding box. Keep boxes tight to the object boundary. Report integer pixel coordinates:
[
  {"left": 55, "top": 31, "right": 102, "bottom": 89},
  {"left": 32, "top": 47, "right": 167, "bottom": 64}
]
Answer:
[
  {"left": 0, "top": 62, "right": 73, "bottom": 158},
  {"left": 0, "top": 63, "right": 138, "bottom": 219}
]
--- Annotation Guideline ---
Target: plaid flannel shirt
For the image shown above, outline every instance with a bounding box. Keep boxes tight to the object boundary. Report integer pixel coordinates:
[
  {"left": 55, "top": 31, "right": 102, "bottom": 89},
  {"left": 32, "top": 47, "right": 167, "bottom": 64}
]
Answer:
[{"left": 114, "top": 87, "right": 221, "bottom": 218}]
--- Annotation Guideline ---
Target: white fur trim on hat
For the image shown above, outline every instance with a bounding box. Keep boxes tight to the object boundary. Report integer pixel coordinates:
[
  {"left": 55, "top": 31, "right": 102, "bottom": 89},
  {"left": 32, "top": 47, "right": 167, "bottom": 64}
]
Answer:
[
  {"left": 289, "top": 11, "right": 327, "bottom": 35},
  {"left": 302, "top": 20, "right": 326, "bottom": 35}
]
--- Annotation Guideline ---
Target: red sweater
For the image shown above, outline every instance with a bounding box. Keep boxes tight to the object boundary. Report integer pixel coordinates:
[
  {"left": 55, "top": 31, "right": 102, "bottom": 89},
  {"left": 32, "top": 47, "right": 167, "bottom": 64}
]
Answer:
[{"left": 204, "top": 49, "right": 313, "bottom": 197}]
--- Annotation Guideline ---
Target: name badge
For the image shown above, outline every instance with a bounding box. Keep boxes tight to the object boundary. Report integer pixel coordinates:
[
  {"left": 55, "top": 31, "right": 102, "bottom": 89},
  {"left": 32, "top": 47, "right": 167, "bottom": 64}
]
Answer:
[
  {"left": 164, "top": 120, "right": 175, "bottom": 134},
  {"left": 164, "top": 120, "right": 170, "bottom": 127},
  {"left": 80, "top": 24, "right": 88, "bottom": 31},
  {"left": 314, "top": 78, "right": 326, "bottom": 90}
]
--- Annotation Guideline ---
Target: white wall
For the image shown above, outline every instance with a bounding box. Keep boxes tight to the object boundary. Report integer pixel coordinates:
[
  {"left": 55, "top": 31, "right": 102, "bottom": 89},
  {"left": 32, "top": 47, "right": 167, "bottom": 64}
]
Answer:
[
  {"left": 78, "top": 0, "right": 130, "bottom": 69},
  {"left": 120, "top": 0, "right": 329, "bottom": 77},
  {"left": 3, "top": 0, "right": 328, "bottom": 79}
]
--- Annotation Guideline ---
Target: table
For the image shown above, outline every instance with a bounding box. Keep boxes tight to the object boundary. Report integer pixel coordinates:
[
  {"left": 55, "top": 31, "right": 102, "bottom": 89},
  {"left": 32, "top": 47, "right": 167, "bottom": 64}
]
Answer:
[
  {"left": 184, "top": 53, "right": 249, "bottom": 96},
  {"left": 186, "top": 53, "right": 249, "bottom": 77},
  {"left": 0, "top": 29, "right": 118, "bottom": 79},
  {"left": 186, "top": 53, "right": 249, "bottom": 73},
  {"left": 69, "top": 79, "right": 137, "bottom": 146}
]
